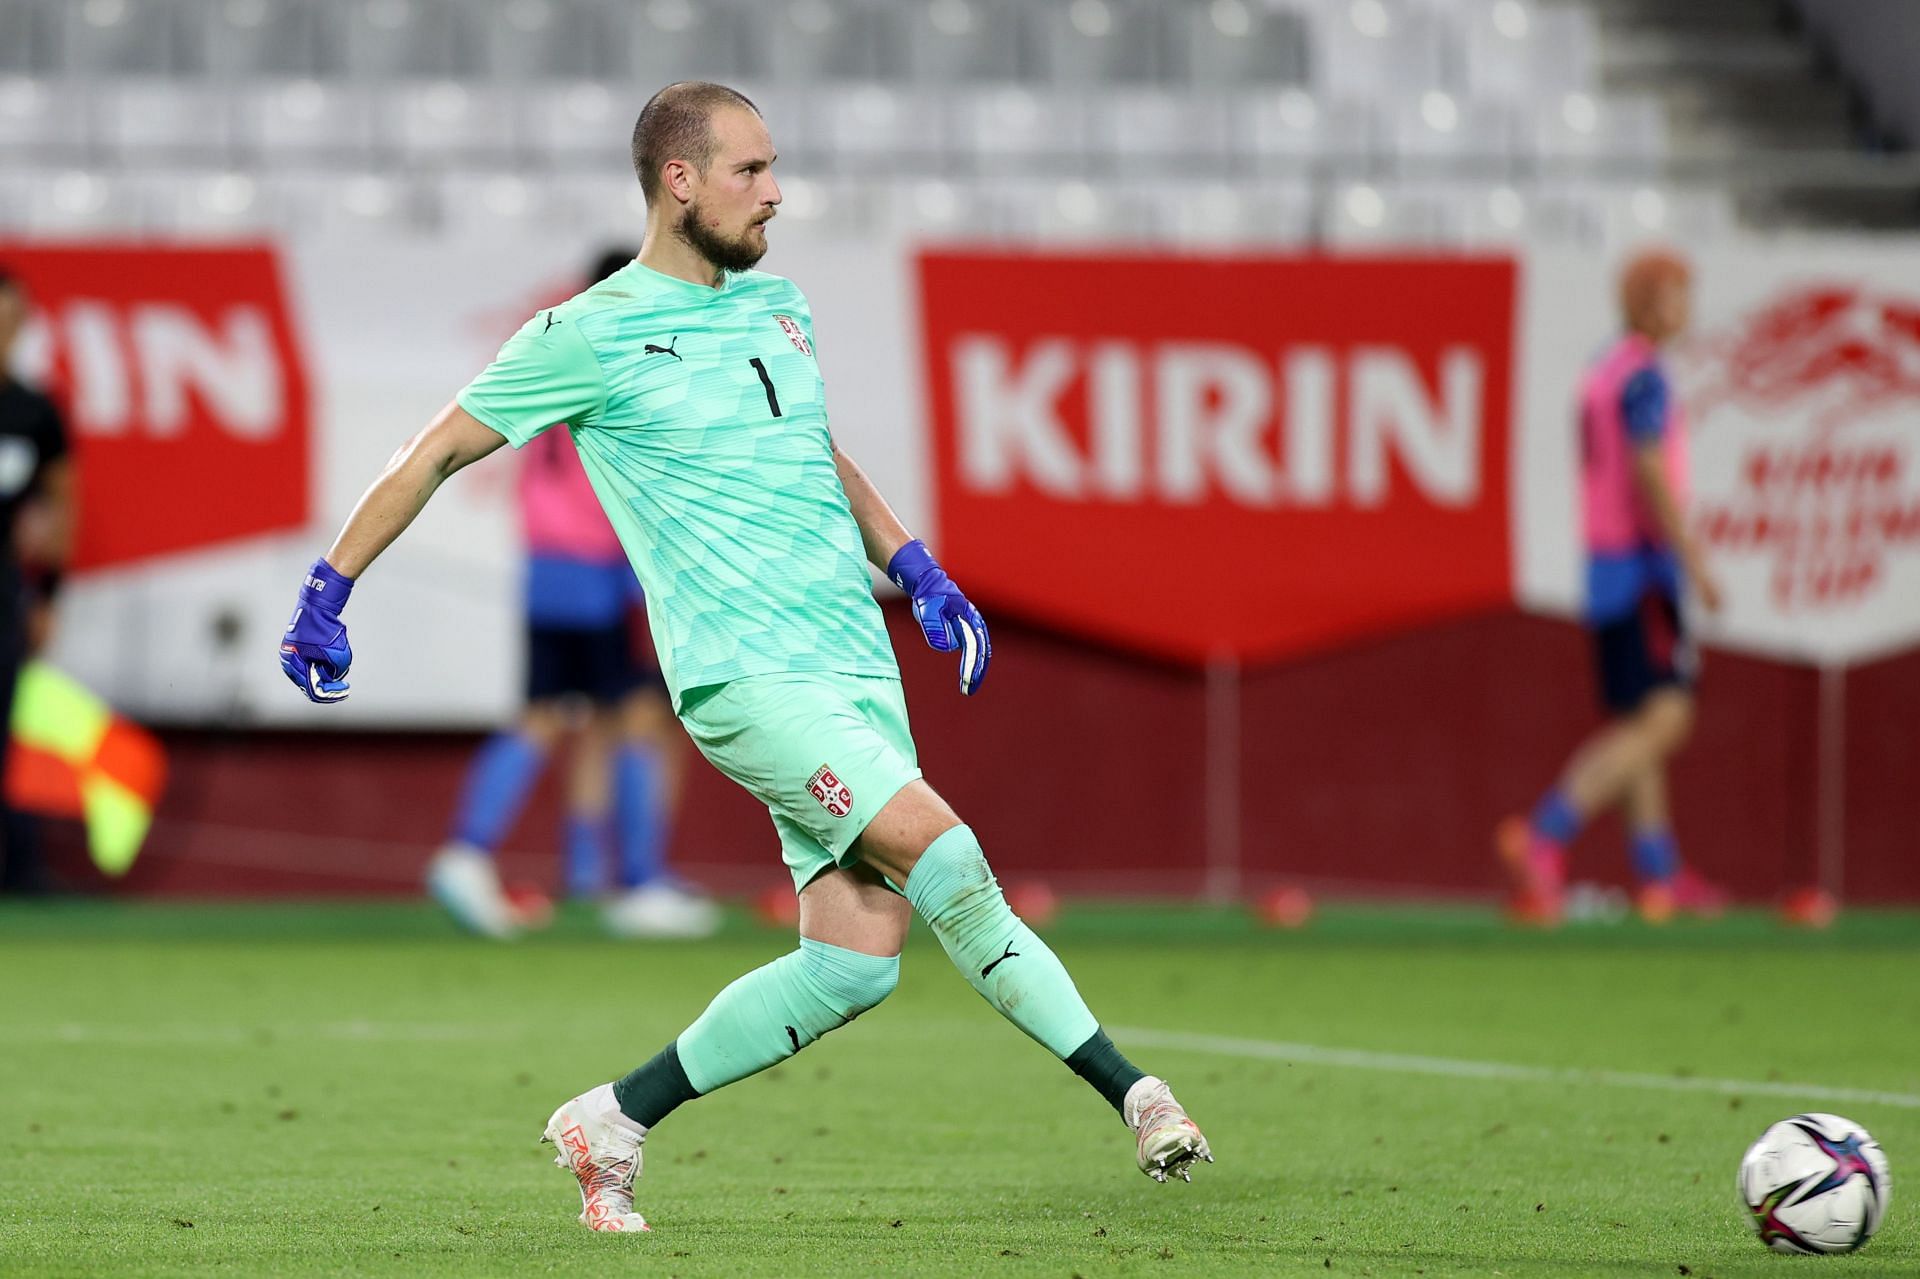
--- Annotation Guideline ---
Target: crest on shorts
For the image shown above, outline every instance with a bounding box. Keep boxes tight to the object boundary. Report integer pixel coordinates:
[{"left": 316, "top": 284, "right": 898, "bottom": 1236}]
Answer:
[
  {"left": 807, "top": 764, "right": 852, "bottom": 818},
  {"left": 773, "top": 314, "right": 814, "bottom": 357}
]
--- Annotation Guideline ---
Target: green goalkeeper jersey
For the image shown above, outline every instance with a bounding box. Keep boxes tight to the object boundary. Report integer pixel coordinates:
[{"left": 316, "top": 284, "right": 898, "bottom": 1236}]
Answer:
[{"left": 457, "top": 261, "right": 898, "bottom": 709}]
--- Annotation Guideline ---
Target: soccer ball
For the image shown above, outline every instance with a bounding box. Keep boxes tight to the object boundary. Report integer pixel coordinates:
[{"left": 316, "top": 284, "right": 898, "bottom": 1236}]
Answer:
[{"left": 1737, "top": 1112, "right": 1891, "bottom": 1253}]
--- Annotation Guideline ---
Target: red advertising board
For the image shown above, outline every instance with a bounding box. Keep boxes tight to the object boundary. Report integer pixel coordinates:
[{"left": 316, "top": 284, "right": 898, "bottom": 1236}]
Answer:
[
  {"left": 0, "top": 243, "right": 310, "bottom": 570},
  {"left": 918, "top": 251, "right": 1518, "bottom": 664}
]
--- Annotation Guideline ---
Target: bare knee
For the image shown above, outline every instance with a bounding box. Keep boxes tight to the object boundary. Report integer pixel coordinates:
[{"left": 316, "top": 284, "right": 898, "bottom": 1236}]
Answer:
[
  {"left": 517, "top": 702, "right": 571, "bottom": 751},
  {"left": 798, "top": 862, "right": 912, "bottom": 957},
  {"left": 1636, "top": 690, "right": 1695, "bottom": 758},
  {"left": 615, "top": 689, "right": 674, "bottom": 744},
  {"left": 852, "top": 780, "right": 963, "bottom": 888}
]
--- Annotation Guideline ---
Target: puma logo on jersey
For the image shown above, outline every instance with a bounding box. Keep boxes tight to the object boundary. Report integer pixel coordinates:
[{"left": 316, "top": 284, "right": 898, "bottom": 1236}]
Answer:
[
  {"left": 644, "top": 336, "right": 682, "bottom": 361},
  {"left": 542, "top": 311, "right": 561, "bottom": 334}
]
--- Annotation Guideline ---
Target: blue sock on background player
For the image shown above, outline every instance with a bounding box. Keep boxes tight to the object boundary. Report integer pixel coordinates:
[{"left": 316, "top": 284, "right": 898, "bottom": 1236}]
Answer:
[
  {"left": 450, "top": 732, "right": 544, "bottom": 851},
  {"left": 1530, "top": 787, "right": 1581, "bottom": 845},
  {"left": 614, "top": 744, "right": 664, "bottom": 889},
  {"left": 565, "top": 815, "right": 607, "bottom": 897},
  {"left": 1630, "top": 827, "right": 1678, "bottom": 884}
]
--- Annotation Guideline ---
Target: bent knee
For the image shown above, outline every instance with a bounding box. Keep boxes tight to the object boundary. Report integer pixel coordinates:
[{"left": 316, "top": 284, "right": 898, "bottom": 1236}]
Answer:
[
  {"left": 1639, "top": 690, "right": 1695, "bottom": 753},
  {"left": 800, "top": 938, "right": 900, "bottom": 1014}
]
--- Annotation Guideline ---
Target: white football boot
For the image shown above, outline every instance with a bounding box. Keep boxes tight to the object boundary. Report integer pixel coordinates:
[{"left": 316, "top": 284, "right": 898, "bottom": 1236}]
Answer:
[
  {"left": 541, "top": 1082, "right": 650, "bottom": 1232},
  {"left": 1123, "top": 1075, "right": 1213, "bottom": 1183},
  {"left": 601, "top": 882, "right": 722, "bottom": 940},
  {"left": 424, "top": 843, "right": 519, "bottom": 940}
]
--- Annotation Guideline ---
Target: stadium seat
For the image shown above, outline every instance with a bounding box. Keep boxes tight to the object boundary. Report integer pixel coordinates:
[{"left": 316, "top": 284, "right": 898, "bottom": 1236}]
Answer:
[
  {"left": 479, "top": 0, "right": 613, "bottom": 81},
  {"left": 1087, "top": 88, "right": 1232, "bottom": 171},
  {"left": 231, "top": 79, "right": 375, "bottom": 166},
  {"left": 200, "top": 0, "right": 326, "bottom": 77},
  {"left": 265, "top": 170, "right": 429, "bottom": 236},
  {"left": 328, "top": 0, "right": 480, "bottom": 80},
  {"left": 619, "top": 0, "right": 745, "bottom": 84},
  {"left": 1584, "top": 183, "right": 1735, "bottom": 247},
  {"left": 986, "top": 177, "right": 1158, "bottom": 243},
  {"left": 435, "top": 170, "right": 567, "bottom": 239},
  {"left": 57, "top": 0, "right": 191, "bottom": 76},
  {"left": 18, "top": 169, "right": 141, "bottom": 234},
  {"left": 546, "top": 172, "right": 653, "bottom": 242},
  {"left": 865, "top": 176, "right": 994, "bottom": 241},
  {"left": 133, "top": 169, "right": 279, "bottom": 237},
  {"left": 0, "top": 169, "right": 28, "bottom": 228},
  {"left": 897, "top": 0, "right": 1026, "bottom": 82},
  {"left": 948, "top": 85, "right": 1088, "bottom": 176},
  {"left": 740, "top": 0, "right": 884, "bottom": 82},
  {"left": 93, "top": 79, "right": 235, "bottom": 165},
  {"left": 810, "top": 82, "right": 948, "bottom": 174},
  {"left": 1381, "top": 90, "right": 1517, "bottom": 169},
  {"left": 516, "top": 79, "right": 630, "bottom": 170},
  {"left": 1029, "top": 0, "right": 1161, "bottom": 85},
  {"left": 385, "top": 81, "right": 521, "bottom": 167},
  {"left": 1453, "top": 182, "right": 1536, "bottom": 245},
  {"left": 1320, "top": 180, "right": 1466, "bottom": 247},
  {"left": 1171, "top": 0, "right": 1310, "bottom": 85},
  {"left": 0, "top": 77, "right": 91, "bottom": 164},
  {"left": 1309, "top": 0, "right": 1448, "bottom": 99},
  {"left": 1459, "top": 1, "right": 1597, "bottom": 99},
  {"left": 1231, "top": 87, "right": 1375, "bottom": 170},
  {"left": 1135, "top": 179, "right": 1317, "bottom": 247},
  {"left": 0, "top": 0, "right": 58, "bottom": 75},
  {"left": 1532, "top": 91, "right": 1667, "bottom": 172}
]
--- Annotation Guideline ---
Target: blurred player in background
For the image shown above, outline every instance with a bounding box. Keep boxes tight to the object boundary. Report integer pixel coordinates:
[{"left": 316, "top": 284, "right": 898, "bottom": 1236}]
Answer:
[
  {"left": 427, "top": 247, "right": 717, "bottom": 942},
  {"left": 0, "top": 267, "right": 75, "bottom": 896},
  {"left": 1500, "top": 248, "right": 1728, "bottom": 927},
  {"left": 280, "top": 81, "right": 1210, "bottom": 1231}
]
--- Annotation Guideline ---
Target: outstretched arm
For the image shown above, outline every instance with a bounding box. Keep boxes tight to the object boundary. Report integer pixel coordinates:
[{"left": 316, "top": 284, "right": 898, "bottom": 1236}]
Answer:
[
  {"left": 325, "top": 403, "right": 507, "bottom": 577},
  {"left": 282, "top": 404, "right": 507, "bottom": 703},
  {"left": 834, "top": 442, "right": 991, "bottom": 696}
]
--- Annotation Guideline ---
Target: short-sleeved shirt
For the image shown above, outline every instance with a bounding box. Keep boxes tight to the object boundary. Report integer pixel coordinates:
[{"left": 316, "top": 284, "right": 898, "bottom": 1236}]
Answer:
[
  {"left": 457, "top": 262, "right": 897, "bottom": 709},
  {"left": 0, "top": 379, "right": 71, "bottom": 570},
  {"left": 1577, "top": 334, "right": 1688, "bottom": 625}
]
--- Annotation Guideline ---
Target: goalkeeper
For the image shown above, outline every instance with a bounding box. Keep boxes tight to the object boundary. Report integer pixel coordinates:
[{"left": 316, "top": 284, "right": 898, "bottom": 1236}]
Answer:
[{"left": 279, "top": 81, "right": 1210, "bottom": 1233}]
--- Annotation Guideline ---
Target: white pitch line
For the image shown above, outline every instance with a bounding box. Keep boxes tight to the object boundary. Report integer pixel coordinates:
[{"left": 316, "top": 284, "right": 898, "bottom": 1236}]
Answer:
[{"left": 1111, "top": 1026, "right": 1920, "bottom": 1111}]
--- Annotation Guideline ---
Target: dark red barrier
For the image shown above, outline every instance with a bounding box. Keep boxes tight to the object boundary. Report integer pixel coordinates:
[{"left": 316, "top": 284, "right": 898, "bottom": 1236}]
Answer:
[{"left": 71, "top": 605, "right": 1920, "bottom": 903}]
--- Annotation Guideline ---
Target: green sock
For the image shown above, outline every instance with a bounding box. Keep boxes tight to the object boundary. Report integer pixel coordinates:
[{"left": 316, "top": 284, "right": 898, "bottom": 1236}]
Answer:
[
  {"left": 904, "top": 825, "right": 1101, "bottom": 1061},
  {"left": 672, "top": 938, "right": 900, "bottom": 1097},
  {"left": 1065, "top": 1028, "right": 1147, "bottom": 1115},
  {"left": 612, "top": 1042, "right": 697, "bottom": 1129}
]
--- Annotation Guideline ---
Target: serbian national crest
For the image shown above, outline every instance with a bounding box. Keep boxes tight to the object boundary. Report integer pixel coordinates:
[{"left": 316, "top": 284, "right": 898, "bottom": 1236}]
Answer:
[
  {"left": 774, "top": 314, "right": 813, "bottom": 357},
  {"left": 807, "top": 764, "right": 852, "bottom": 818}
]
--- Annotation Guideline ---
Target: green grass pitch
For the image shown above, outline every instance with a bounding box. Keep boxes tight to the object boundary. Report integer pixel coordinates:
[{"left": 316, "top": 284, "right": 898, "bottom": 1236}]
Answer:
[{"left": 2, "top": 899, "right": 1916, "bottom": 1277}]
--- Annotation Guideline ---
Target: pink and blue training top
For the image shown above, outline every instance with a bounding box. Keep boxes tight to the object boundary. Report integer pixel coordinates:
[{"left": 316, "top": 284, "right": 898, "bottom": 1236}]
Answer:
[
  {"left": 1578, "top": 333, "right": 1690, "bottom": 624},
  {"left": 517, "top": 426, "right": 640, "bottom": 629}
]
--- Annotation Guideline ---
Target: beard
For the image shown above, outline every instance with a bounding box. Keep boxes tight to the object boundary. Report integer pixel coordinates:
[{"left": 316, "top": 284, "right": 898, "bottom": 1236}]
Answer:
[{"left": 678, "top": 200, "right": 769, "bottom": 273}]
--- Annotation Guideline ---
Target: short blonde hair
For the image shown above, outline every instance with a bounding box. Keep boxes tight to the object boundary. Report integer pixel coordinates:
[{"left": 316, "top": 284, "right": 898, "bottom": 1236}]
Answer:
[
  {"left": 1619, "top": 248, "right": 1691, "bottom": 337},
  {"left": 631, "top": 81, "right": 761, "bottom": 204}
]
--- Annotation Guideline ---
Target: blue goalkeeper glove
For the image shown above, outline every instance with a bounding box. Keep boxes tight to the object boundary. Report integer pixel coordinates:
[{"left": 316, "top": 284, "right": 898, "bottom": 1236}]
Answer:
[
  {"left": 280, "top": 558, "right": 354, "bottom": 704},
  {"left": 887, "top": 539, "right": 990, "bottom": 696}
]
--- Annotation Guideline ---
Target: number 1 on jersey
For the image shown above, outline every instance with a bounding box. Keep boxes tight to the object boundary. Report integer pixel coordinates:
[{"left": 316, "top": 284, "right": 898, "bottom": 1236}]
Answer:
[{"left": 748, "top": 358, "right": 783, "bottom": 418}]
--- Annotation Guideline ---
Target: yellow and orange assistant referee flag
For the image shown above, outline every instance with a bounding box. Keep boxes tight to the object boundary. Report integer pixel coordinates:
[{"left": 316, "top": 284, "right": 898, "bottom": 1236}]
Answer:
[{"left": 6, "top": 661, "right": 166, "bottom": 876}]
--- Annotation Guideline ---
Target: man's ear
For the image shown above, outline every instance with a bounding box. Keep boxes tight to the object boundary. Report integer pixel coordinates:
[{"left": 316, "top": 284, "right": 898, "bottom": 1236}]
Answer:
[{"left": 661, "top": 158, "right": 694, "bottom": 205}]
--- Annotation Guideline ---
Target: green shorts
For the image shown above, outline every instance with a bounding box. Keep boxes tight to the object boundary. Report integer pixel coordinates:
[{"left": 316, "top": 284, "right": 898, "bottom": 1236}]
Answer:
[{"left": 678, "top": 672, "right": 922, "bottom": 894}]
